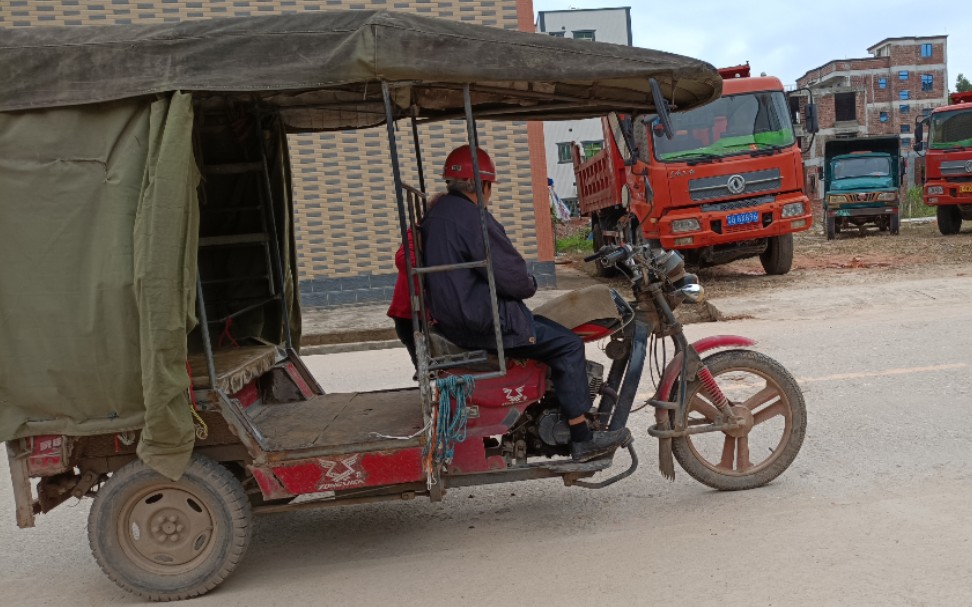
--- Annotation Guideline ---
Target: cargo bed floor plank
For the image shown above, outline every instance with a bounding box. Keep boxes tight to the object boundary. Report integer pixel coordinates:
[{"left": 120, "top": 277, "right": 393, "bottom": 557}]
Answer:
[{"left": 246, "top": 389, "right": 424, "bottom": 455}]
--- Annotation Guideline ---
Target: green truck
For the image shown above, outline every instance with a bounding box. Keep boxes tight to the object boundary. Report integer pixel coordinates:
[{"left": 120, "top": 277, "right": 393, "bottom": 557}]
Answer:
[{"left": 822, "top": 136, "right": 902, "bottom": 239}]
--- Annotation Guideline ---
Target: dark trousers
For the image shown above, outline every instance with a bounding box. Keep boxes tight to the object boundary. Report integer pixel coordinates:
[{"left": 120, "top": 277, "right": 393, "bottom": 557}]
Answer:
[
  {"left": 393, "top": 317, "right": 419, "bottom": 369},
  {"left": 506, "top": 315, "right": 590, "bottom": 419}
]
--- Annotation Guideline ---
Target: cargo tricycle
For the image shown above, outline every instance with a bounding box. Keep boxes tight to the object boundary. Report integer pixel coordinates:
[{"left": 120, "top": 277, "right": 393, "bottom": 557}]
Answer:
[{"left": 0, "top": 11, "right": 806, "bottom": 601}]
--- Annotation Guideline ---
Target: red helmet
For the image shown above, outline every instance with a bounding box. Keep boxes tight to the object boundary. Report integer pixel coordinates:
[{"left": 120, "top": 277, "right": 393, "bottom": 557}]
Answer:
[{"left": 442, "top": 145, "right": 497, "bottom": 182}]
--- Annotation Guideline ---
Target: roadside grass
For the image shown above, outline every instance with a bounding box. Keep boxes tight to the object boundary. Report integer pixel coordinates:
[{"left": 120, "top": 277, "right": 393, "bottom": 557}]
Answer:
[
  {"left": 902, "top": 187, "right": 937, "bottom": 219},
  {"left": 555, "top": 227, "right": 592, "bottom": 254},
  {"left": 554, "top": 218, "right": 592, "bottom": 255}
]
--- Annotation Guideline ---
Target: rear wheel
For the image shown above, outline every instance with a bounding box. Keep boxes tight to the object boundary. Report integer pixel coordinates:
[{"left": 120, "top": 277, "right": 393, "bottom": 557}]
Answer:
[
  {"left": 759, "top": 233, "right": 793, "bottom": 275},
  {"left": 937, "top": 205, "right": 962, "bottom": 235},
  {"left": 670, "top": 349, "right": 807, "bottom": 491},
  {"left": 88, "top": 454, "right": 251, "bottom": 601}
]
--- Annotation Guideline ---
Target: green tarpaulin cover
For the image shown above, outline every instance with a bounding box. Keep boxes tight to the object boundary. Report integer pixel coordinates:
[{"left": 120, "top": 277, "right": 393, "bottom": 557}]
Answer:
[{"left": 0, "top": 93, "right": 199, "bottom": 479}]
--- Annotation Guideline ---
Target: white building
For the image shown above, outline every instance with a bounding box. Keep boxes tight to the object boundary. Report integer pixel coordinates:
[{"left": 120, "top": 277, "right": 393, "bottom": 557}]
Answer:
[{"left": 536, "top": 7, "right": 632, "bottom": 211}]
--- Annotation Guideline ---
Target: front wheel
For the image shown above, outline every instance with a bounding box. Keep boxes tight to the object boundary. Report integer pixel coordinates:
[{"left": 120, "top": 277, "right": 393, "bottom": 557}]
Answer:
[
  {"left": 759, "top": 233, "right": 794, "bottom": 275},
  {"left": 890, "top": 213, "right": 900, "bottom": 235},
  {"left": 937, "top": 205, "right": 962, "bottom": 235},
  {"left": 88, "top": 454, "right": 252, "bottom": 601},
  {"left": 670, "top": 349, "right": 807, "bottom": 491},
  {"left": 825, "top": 216, "right": 836, "bottom": 240}
]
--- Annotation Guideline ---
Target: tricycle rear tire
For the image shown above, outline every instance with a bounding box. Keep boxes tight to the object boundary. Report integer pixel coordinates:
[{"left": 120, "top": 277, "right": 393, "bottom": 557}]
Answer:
[{"left": 88, "top": 454, "right": 251, "bottom": 602}]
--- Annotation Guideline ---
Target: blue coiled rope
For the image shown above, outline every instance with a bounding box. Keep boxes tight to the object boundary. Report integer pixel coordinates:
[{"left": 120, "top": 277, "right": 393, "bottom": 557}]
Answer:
[{"left": 427, "top": 375, "right": 475, "bottom": 466}]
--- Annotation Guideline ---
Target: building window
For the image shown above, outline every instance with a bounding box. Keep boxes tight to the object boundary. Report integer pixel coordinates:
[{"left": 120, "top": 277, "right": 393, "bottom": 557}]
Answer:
[
  {"left": 879, "top": 111, "right": 889, "bottom": 122},
  {"left": 580, "top": 140, "right": 604, "bottom": 159},
  {"left": 923, "top": 107, "right": 933, "bottom": 116},
  {"left": 572, "top": 30, "right": 596, "bottom": 41},
  {"left": 901, "top": 137, "right": 911, "bottom": 148},
  {"left": 556, "top": 142, "right": 572, "bottom": 163},
  {"left": 921, "top": 74, "right": 933, "bottom": 91},
  {"left": 900, "top": 104, "right": 910, "bottom": 113},
  {"left": 899, "top": 71, "right": 909, "bottom": 81},
  {"left": 548, "top": 31, "right": 565, "bottom": 38},
  {"left": 900, "top": 124, "right": 911, "bottom": 134},
  {"left": 921, "top": 43, "right": 933, "bottom": 58},
  {"left": 834, "top": 92, "right": 856, "bottom": 122},
  {"left": 899, "top": 90, "right": 910, "bottom": 100},
  {"left": 878, "top": 77, "right": 887, "bottom": 89}
]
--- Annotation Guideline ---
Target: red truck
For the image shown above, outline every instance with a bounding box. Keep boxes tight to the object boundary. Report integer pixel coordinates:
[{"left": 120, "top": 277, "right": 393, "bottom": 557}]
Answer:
[
  {"left": 574, "top": 64, "right": 816, "bottom": 275},
  {"left": 914, "top": 90, "right": 972, "bottom": 235}
]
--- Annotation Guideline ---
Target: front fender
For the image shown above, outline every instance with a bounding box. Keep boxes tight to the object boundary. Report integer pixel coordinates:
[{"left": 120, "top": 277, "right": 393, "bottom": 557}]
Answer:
[{"left": 653, "top": 335, "right": 756, "bottom": 402}]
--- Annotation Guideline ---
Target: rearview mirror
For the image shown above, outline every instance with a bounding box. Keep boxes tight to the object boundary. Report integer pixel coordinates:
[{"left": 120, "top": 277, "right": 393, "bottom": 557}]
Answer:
[
  {"left": 649, "top": 78, "right": 674, "bottom": 140},
  {"left": 805, "top": 103, "right": 819, "bottom": 134},
  {"left": 913, "top": 120, "right": 924, "bottom": 152}
]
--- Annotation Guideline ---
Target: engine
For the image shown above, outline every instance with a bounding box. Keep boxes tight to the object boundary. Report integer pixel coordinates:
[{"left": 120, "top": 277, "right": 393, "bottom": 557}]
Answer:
[{"left": 525, "top": 360, "right": 606, "bottom": 455}]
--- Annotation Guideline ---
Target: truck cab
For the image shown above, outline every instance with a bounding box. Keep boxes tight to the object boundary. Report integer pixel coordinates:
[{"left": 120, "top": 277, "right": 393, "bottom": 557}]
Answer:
[
  {"left": 914, "top": 90, "right": 972, "bottom": 235},
  {"left": 574, "top": 65, "right": 814, "bottom": 275},
  {"left": 822, "top": 137, "right": 901, "bottom": 239}
]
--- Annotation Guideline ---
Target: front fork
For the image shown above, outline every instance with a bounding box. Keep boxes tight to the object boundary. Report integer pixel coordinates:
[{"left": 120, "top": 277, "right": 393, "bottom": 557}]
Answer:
[{"left": 639, "top": 283, "right": 755, "bottom": 477}]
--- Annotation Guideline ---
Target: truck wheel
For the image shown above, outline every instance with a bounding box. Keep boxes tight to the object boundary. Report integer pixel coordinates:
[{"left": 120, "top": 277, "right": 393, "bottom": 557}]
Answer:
[
  {"left": 937, "top": 205, "right": 962, "bottom": 235},
  {"left": 88, "top": 454, "right": 251, "bottom": 601},
  {"left": 890, "top": 214, "right": 900, "bottom": 235},
  {"left": 591, "top": 219, "right": 618, "bottom": 277},
  {"left": 825, "top": 217, "right": 836, "bottom": 240},
  {"left": 759, "top": 233, "right": 793, "bottom": 275}
]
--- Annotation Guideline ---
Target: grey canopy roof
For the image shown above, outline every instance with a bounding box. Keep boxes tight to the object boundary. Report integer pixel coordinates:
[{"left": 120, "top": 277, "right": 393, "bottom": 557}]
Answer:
[{"left": 0, "top": 10, "right": 722, "bottom": 131}]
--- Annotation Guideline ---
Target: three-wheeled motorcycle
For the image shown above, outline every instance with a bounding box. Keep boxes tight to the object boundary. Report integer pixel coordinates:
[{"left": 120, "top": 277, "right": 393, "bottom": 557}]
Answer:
[{"left": 0, "top": 11, "right": 806, "bottom": 601}]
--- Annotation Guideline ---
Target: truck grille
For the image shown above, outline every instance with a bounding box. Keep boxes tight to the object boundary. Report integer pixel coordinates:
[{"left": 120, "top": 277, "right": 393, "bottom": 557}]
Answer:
[
  {"left": 940, "top": 160, "right": 972, "bottom": 176},
  {"left": 701, "top": 194, "right": 775, "bottom": 213},
  {"left": 689, "top": 169, "right": 781, "bottom": 202}
]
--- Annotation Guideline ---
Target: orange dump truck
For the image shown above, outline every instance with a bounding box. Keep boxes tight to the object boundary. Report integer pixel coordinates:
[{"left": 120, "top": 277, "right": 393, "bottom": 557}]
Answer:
[
  {"left": 574, "top": 64, "right": 816, "bottom": 275},
  {"left": 914, "top": 90, "right": 972, "bottom": 235}
]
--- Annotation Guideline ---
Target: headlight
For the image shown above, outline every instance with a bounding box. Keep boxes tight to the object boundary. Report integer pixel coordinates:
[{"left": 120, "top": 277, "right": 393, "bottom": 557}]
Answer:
[
  {"left": 828, "top": 195, "right": 849, "bottom": 204},
  {"left": 671, "top": 218, "right": 701, "bottom": 233},
  {"left": 782, "top": 202, "right": 805, "bottom": 218},
  {"left": 876, "top": 192, "right": 897, "bottom": 201},
  {"left": 927, "top": 186, "right": 944, "bottom": 195}
]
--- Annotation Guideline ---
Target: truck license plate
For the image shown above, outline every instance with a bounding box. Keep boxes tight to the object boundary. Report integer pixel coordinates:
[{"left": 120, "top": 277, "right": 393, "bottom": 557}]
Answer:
[
  {"left": 727, "top": 211, "right": 759, "bottom": 226},
  {"left": 960, "top": 185, "right": 972, "bottom": 193}
]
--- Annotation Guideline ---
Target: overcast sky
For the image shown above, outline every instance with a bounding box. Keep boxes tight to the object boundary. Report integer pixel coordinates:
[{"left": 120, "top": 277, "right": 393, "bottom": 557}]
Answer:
[{"left": 533, "top": 0, "right": 970, "bottom": 89}]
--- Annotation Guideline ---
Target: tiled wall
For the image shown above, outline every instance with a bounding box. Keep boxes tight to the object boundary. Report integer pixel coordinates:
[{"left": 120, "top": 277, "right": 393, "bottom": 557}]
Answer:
[{"left": 2, "top": 0, "right": 555, "bottom": 306}]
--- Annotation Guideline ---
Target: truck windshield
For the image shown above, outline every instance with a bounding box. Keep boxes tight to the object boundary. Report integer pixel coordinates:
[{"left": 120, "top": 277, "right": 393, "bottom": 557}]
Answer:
[
  {"left": 832, "top": 156, "right": 891, "bottom": 180},
  {"left": 651, "top": 90, "right": 796, "bottom": 162},
  {"left": 928, "top": 109, "right": 972, "bottom": 150}
]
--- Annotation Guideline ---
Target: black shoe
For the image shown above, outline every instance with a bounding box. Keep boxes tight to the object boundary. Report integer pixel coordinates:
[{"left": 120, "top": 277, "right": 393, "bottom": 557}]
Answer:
[{"left": 570, "top": 428, "right": 632, "bottom": 462}]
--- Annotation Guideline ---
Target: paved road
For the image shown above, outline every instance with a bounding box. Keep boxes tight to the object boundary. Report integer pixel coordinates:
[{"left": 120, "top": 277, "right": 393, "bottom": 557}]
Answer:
[{"left": 2, "top": 276, "right": 972, "bottom": 606}]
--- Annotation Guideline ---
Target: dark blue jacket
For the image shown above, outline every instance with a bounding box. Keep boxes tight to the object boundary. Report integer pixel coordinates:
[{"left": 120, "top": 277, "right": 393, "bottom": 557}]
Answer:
[{"left": 421, "top": 193, "right": 537, "bottom": 350}]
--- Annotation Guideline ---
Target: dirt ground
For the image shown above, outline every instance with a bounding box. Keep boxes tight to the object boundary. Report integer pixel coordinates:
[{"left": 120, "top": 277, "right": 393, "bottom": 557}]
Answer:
[{"left": 561, "top": 219, "right": 972, "bottom": 301}]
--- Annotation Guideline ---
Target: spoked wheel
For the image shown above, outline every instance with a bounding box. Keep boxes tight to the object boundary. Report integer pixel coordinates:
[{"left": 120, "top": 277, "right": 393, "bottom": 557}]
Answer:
[
  {"left": 88, "top": 454, "right": 252, "bottom": 601},
  {"left": 670, "top": 349, "right": 806, "bottom": 490}
]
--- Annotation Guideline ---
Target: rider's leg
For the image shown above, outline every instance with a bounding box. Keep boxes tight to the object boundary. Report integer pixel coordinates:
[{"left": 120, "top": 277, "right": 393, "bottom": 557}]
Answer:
[{"left": 506, "top": 316, "right": 630, "bottom": 461}]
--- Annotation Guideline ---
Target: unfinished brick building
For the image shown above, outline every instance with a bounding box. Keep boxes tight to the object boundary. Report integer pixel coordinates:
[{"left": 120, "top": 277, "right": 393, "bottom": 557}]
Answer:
[{"left": 794, "top": 36, "right": 949, "bottom": 201}]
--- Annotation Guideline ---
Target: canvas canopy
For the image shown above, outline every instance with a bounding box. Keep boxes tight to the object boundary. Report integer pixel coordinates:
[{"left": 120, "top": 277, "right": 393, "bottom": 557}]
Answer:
[
  {"left": 0, "top": 11, "right": 721, "bottom": 480},
  {"left": 0, "top": 10, "right": 721, "bottom": 130}
]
